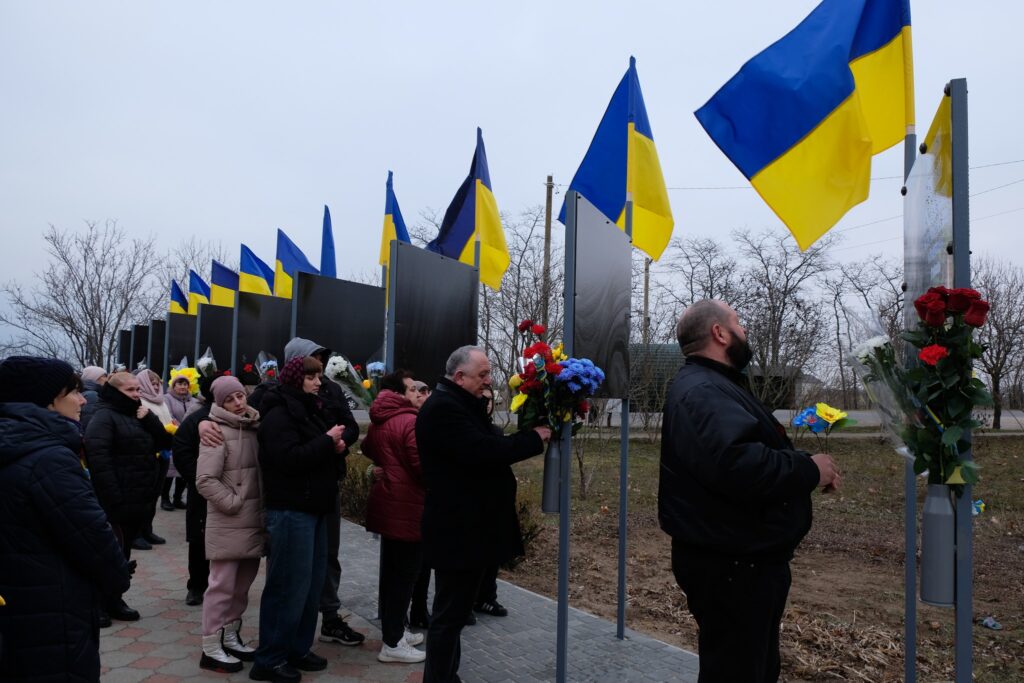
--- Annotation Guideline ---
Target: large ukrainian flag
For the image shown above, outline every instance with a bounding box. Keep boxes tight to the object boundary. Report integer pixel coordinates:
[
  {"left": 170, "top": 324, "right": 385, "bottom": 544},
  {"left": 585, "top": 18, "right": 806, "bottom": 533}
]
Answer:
[
  {"left": 558, "top": 57, "right": 674, "bottom": 261},
  {"left": 239, "top": 244, "right": 275, "bottom": 296},
  {"left": 274, "top": 229, "right": 319, "bottom": 299},
  {"left": 169, "top": 279, "right": 188, "bottom": 315},
  {"left": 210, "top": 260, "right": 239, "bottom": 308},
  {"left": 187, "top": 270, "right": 211, "bottom": 315},
  {"left": 695, "top": 0, "right": 914, "bottom": 250},
  {"left": 379, "top": 170, "right": 411, "bottom": 269},
  {"left": 426, "top": 128, "right": 510, "bottom": 290}
]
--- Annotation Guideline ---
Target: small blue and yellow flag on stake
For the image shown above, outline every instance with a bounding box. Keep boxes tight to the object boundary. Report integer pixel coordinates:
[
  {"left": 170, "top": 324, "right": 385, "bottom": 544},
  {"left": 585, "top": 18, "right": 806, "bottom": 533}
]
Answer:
[
  {"left": 239, "top": 244, "right": 274, "bottom": 296},
  {"left": 695, "top": 0, "right": 914, "bottom": 250},
  {"left": 558, "top": 57, "right": 674, "bottom": 261},
  {"left": 274, "top": 229, "right": 319, "bottom": 299},
  {"left": 321, "top": 205, "right": 336, "bottom": 278},
  {"left": 169, "top": 280, "right": 188, "bottom": 315},
  {"left": 426, "top": 128, "right": 510, "bottom": 290},
  {"left": 379, "top": 171, "right": 411, "bottom": 269},
  {"left": 210, "top": 260, "right": 239, "bottom": 308},
  {"left": 187, "top": 270, "right": 211, "bottom": 315}
]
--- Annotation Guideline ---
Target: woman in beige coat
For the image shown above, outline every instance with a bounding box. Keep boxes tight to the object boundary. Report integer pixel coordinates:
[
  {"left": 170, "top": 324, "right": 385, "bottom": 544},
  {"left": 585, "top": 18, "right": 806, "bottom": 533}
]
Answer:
[{"left": 196, "top": 375, "right": 264, "bottom": 674}]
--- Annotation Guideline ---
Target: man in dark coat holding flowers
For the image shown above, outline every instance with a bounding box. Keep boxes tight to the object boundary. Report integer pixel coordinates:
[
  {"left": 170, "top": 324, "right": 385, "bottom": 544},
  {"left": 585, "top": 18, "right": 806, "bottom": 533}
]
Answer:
[
  {"left": 659, "top": 300, "right": 841, "bottom": 682},
  {"left": 416, "top": 346, "right": 550, "bottom": 683}
]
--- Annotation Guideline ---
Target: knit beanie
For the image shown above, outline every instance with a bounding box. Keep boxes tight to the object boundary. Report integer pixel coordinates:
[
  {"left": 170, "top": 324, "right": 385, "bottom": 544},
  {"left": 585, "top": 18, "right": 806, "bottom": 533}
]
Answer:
[
  {"left": 211, "top": 375, "right": 245, "bottom": 407},
  {"left": 0, "top": 356, "right": 76, "bottom": 407},
  {"left": 81, "top": 366, "right": 106, "bottom": 383},
  {"left": 278, "top": 356, "right": 307, "bottom": 390}
]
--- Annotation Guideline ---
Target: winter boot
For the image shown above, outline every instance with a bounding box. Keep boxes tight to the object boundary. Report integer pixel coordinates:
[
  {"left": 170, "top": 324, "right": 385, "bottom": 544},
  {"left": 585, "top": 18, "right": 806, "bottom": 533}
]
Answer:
[
  {"left": 200, "top": 631, "right": 243, "bottom": 673},
  {"left": 221, "top": 618, "right": 256, "bottom": 661}
]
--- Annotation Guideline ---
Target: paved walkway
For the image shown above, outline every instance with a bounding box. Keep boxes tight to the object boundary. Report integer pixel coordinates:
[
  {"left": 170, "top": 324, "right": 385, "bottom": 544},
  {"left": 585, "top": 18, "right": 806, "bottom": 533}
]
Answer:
[{"left": 101, "top": 508, "right": 699, "bottom": 682}]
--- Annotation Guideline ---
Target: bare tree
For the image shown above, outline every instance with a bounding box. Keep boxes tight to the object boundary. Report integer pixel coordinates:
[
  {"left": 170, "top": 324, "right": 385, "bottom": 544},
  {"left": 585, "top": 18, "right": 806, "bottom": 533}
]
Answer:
[
  {"left": 156, "top": 235, "right": 236, "bottom": 291},
  {"left": 1, "top": 221, "right": 165, "bottom": 367},
  {"left": 733, "top": 229, "right": 834, "bottom": 409},
  {"left": 973, "top": 256, "right": 1024, "bottom": 429}
]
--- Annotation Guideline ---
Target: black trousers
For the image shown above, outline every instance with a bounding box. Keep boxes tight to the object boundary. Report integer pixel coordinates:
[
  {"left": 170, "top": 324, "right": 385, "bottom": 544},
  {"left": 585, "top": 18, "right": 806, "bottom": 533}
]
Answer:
[
  {"left": 411, "top": 562, "right": 431, "bottom": 614},
  {"left": 475, "top": 564, "right": 498, "bottom": 604},
  {"left": 671, "top": 540, "right": 791, "bottom": 683},
  {"left": 185, "top": 483, "right": 209, "bottom": 592},
  {"left": 423, "top": 568, "right": 483, "bottom": 683},
  {"left": 379, "top": 538, "right": 422, "bottom": 647}
]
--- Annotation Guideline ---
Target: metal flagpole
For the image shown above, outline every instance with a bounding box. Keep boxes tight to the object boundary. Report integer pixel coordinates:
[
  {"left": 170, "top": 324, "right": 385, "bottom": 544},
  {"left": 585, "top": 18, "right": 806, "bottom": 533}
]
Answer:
[
  {"left": 948, "top": 77, "right": 973, "bottom": 683},
  {"left": 902, "top": 122, "right": 918, "bottom": 683},
  {"left": 616, "top": 195, "right": 634, "bottom": 640},
  {"left": 556, "top": 194, "right": 579, "bottom": 683}
]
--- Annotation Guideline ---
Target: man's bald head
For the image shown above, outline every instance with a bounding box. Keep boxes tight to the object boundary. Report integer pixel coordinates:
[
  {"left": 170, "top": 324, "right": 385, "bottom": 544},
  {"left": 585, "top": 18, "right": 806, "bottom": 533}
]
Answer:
[{"left": 676, "top": 300, "right": 730, "bottom": 356}]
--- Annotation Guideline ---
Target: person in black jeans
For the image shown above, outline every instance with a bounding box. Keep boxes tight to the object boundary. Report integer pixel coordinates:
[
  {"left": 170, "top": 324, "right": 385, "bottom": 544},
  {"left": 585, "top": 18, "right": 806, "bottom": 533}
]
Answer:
[
  {"left": 659, "top": 301, "right": 840, "bottom": 682},
  {"left": 172, "top": 375, "right": 217, "bottom": 606},
  {"left": 416, "top": 346, "right": 549, "bottom": 683}
]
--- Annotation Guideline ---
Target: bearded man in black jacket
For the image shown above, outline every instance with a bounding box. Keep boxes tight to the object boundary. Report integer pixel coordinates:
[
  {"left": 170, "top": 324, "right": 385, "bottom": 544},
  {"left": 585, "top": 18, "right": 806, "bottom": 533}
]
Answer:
[
  {"left": 659, "top": 300, "right": 840, "bottom": 683},
  {"left": 416, "top": 346, "right": 550, "bottom": 683}
]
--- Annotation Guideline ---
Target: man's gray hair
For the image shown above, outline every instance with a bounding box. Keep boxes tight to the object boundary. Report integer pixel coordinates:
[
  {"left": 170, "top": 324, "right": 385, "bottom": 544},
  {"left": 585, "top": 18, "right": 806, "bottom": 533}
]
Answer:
[
  {"left": 445, "top": 345, "right": 486, "bottom": 378},
  {"left": 676, "top": 300, "right": 728, "bottom": 356}
]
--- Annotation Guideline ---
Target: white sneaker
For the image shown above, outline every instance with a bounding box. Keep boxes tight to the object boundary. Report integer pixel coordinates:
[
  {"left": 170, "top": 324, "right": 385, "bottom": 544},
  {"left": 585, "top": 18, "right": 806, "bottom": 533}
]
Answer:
[
  {"left": 402, "top": 630, "right": 424, "bottom": 647},
  {"left": 378, "top": 640, "right": 426, "bottom": 663}
]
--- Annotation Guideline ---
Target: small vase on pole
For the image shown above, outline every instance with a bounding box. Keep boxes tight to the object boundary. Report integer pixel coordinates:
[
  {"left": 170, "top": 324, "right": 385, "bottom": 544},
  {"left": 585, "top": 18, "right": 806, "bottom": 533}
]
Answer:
[{"left": 920, "top": 483, "right": 955, "bottom": 607}]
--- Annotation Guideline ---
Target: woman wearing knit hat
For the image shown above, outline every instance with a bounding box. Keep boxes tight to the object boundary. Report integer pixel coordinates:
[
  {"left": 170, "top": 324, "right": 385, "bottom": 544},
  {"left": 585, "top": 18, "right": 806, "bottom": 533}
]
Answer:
[
  {"left": 79, "top": 365, "right": 107, "bottom": 432},
  {"left": 0, "top": 356, "right": 131, "bottom": 682},
  {"left": 250, "top": 356, "right": 347, "bottom": 682},
  {"left": 164, "top": 372, "right": 199, "bottom": 509},
  {"left": 195, "top": 375, "right": 263, "bottom": 673},
  {"left": 84, "top": 371, "right": 174, "bottom": 622}
]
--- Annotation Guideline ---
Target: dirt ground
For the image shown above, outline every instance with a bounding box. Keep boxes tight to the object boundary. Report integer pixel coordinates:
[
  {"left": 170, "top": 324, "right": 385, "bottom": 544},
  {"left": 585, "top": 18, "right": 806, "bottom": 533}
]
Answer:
[{"left": 501, "top": 433, "right": 1024, "bottom": 683}]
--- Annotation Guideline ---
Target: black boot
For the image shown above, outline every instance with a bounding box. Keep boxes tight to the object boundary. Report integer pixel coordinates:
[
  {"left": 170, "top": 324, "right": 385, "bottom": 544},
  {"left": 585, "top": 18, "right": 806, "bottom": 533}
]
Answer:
[{"left": 160, "top": 497, "right": 175, "bottom": 511}]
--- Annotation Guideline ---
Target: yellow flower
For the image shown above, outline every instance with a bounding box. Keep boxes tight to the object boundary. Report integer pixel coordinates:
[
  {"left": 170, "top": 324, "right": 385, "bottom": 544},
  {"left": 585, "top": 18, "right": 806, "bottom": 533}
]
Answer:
[
  {"left": 815, "top": 402, "right": 847, "bottom": 424},
  {"left": 510, "top": 393, "right": 528, "bottom": 412},
  {"left": 552, "top": 343, "right": 568, "bottom": 361},
  {"left": 362, "top": 379, "right": 372, "bottom": 389},
  {"left": 508, "top": 374, "right": 524, "bottom": 389},
  {"left": 163, "top": 423, "right": 179, "bottom": 435},
  {"left": 945, "top": 466, "right": 966, "bottom": 485}
]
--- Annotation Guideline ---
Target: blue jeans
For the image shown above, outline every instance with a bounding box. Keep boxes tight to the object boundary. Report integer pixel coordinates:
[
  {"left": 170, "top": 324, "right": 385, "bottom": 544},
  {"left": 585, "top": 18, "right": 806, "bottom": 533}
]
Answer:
[{"left": 255, "top": 510, "right": 328, "bottom": 668}]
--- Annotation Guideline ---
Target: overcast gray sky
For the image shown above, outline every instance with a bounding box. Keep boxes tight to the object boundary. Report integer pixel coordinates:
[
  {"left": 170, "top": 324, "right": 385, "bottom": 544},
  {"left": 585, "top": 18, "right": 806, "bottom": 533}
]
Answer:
[{"left": 2, "top": 1, "right": 1021, "bottom": 292}]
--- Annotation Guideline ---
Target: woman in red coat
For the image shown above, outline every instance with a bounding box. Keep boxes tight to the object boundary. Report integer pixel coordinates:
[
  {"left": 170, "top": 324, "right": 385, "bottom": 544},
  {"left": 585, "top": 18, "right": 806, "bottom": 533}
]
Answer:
[{"left": 362, "top": 370, "right": 427, "bottom": 664}]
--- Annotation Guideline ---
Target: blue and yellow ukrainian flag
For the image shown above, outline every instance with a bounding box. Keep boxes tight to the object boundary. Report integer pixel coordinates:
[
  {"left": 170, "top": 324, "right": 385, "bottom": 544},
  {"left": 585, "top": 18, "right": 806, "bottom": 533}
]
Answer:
[
  {"left": 558, "top": 57, "right": 674, "bottom": 261},
  {"left": 169, "top": 279, "right": 188, "bottom": 315},
  {"left": 695, "top": 0, "right": 914, "bottom": 250},
  {"left": 187, "top": 270, "right": 211, "bottom": 315},
  {"left": 379, "top": 171, "right": 411, "bottom": 269},
  {"left": 239, "top": 244, "right": 275, "bottom": 296},
  {"left": 426, "top": 128, "right": 509, "bottom": 290},
  {"left": 210, "top": 260, "right": 239, "bottom": 308},
  {"left": 321, "top": 205, "right": 337, "bottom": 278},
  {"left": 274, "top": 229, "right": 319, "bottom": 299}
]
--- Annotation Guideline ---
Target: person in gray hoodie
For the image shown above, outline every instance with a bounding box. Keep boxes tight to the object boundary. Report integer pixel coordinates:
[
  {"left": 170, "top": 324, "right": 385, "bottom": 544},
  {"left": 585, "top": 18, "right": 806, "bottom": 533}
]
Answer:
[{"left": 202, "top": 337, "right": 364, "bottom": 648}]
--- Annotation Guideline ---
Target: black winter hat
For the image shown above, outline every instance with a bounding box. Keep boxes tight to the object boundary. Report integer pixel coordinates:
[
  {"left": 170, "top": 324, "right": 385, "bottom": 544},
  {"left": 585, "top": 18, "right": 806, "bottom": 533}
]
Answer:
[{"left": 0, "top": 356, "right": 76, "bottom": 407}]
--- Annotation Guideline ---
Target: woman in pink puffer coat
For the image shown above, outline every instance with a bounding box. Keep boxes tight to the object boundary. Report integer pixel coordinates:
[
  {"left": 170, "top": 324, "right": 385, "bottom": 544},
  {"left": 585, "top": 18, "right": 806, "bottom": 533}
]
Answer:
[{"left": 195, "top": 376, "right": 264, "bottom": 674}]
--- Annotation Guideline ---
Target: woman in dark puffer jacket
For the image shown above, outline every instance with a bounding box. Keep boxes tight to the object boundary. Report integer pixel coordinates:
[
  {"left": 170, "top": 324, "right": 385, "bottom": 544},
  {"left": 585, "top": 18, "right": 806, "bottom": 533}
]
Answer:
[
  {"left": 83, "top": 371, "right": 173, "bottom": 620},
  {"left": 362, "top": 370, "right": 426, "bottom": 663},
  {"left": 0, "top": 356, "right": 131, "bottom": 682}
]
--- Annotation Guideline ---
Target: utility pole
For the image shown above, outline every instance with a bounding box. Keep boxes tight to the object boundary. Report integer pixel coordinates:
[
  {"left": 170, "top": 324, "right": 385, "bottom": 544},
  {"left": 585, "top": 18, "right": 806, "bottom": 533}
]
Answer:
[
  {"left": 642, "top": 257, "right": 651, "bottom": 344},
  {"left": 542, "top": 174, "right": 553, "bottom": 332}
]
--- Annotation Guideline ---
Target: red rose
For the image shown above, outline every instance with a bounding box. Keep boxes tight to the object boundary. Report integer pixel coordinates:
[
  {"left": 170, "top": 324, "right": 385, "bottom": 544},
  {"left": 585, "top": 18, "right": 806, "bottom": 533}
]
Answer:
[
  {"left": 518, "top": 319, "right": 534, "bottom": 333},
  {"left": 963, "top": 299, "right": 990, "bottom": 327},
  {"left": 521, "top": 379, "right": 543, "bottom": 393},
  {"left": 579, "top": 400, "right": 590, "bottom": 414},
  {"left": 531, "top": 323, "right": 546, "bottom": 335},
  {"left": 222, "top": 370, "right": 231, "bottom": 376},
  {"left": 923, "top": 300, "right": 947, "bottom": 327},
  {"left": 914, "top": 291, "right": 943, "bottom": 321},
  {"left": 524, "top": 363, "right": 537, "bottom": 379},
  {"left": 354, "top": 364, "right": 362, "bottom": 372},
  {"left": 918, "top": 344, "right": 949, "bottom": 366},
  {"left": 545, "top": 362, "right": 562, "bottom": 375},
  {"left": 244, "top": 363, "right": 254, "bottom": 372},
  {"left": 927, "top": 286, "right": 950, "bottom": 300},
  {"left": 946, "top": 288, "right": 981, "bottom": 313},
  {"left": 524, "top": 342, "right": 551, "bottom": 359},
  {"left": 266, "top": 369, "right": 276, "bottom": 378}
]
